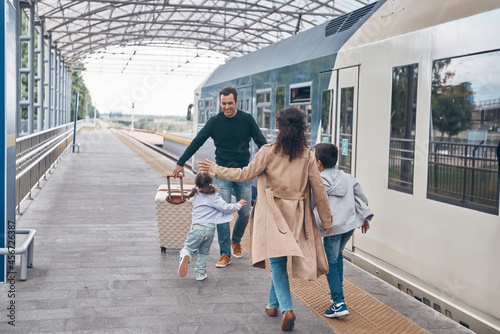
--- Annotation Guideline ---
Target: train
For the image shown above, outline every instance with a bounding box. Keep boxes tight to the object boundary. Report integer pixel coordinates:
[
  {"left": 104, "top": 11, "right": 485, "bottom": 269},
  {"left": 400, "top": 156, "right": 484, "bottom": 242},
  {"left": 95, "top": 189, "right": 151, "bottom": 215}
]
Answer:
[{"left": 162, "top": 1, "right": 500, "bottom": 332}]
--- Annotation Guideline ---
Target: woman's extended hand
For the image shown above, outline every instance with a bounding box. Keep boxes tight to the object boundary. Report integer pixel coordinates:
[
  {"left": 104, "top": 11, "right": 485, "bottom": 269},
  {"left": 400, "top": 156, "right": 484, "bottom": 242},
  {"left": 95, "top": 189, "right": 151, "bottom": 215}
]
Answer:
[{"left": 198, "top": 159, "right": 213, "bottom": 174}]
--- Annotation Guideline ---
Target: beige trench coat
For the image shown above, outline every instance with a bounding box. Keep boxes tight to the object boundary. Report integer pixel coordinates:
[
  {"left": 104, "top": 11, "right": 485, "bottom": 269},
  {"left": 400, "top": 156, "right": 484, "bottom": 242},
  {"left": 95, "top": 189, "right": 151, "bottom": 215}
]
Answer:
[{"left": 208, "top": 144, "right": 333, "bottom": 281}]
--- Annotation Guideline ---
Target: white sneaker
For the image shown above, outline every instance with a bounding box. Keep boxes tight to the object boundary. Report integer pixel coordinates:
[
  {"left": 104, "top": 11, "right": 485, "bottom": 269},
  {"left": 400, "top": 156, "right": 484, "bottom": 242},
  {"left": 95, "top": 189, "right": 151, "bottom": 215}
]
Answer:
[
  {"left": 178, "top": 254, "right": 190, "bottom": 277},
  {"left": 196, "top": 273, "right": 207, "bottom": 281}
]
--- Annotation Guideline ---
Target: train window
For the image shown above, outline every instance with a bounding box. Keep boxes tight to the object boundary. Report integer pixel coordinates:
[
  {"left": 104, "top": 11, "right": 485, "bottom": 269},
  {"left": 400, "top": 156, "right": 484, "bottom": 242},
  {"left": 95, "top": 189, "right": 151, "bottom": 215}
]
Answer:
[
  {"left": 197, "top": 99, "right": 205, "bottom": 130},
  {"left": 274, "top": 86, "right": 286, "bottom": 139},
  {"left": 257, "top": 90, "right": 272, "bottom": 141},
  {"left": 428, "top": 50, "right": 500, "bottom": 215},
  {"left": 388, "top": 64, "right": 418, "bottom": 194},
  {"left": 321, "top": 90, "right": 333, "bottom": 143},
  {"left": 205, "top": 98, "right": 213, "bottom": 120},
  {"left": 339, "top": 87, "right": 354, "bottom": 173},
  {"left": 290, "top": 85, "right": 311, "bottom": 104}
]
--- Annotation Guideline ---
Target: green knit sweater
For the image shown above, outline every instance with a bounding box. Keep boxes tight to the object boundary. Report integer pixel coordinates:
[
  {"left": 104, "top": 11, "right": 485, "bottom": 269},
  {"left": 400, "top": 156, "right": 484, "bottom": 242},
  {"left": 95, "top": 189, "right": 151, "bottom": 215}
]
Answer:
[{"left": 178, "top": 110, "right": 267, "bottom": 168}]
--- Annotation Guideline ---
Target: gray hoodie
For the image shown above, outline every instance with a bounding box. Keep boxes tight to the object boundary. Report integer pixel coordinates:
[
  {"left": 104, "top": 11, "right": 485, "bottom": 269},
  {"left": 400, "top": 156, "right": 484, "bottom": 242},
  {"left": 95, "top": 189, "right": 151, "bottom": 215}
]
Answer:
[{"left": 313, "top": 169, "right": 373, "bottom": 237}]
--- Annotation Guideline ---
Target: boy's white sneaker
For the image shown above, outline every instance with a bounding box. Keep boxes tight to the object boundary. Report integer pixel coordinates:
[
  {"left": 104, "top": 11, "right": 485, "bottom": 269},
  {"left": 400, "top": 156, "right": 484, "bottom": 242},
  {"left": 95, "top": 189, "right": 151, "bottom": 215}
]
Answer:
[
  {"left": 178, "top": 254, "right": 190, "bottom": 277},
  {"left": 196, "top": 273, "right": 207, "bottom": 281}
]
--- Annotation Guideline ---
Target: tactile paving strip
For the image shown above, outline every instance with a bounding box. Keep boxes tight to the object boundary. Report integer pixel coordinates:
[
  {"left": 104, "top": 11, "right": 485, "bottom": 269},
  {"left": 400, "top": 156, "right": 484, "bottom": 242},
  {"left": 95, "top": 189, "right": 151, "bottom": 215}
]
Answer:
[{"left": 118, "top": 131, "right": 429, "bottom": 334}]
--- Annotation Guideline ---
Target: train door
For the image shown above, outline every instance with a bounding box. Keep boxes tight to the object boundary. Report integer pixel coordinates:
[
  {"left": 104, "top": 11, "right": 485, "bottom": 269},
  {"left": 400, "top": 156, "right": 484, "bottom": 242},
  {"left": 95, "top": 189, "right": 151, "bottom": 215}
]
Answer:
[
  {"left": 335, "top": 66, "right": 359, "bottom": 252},
  {"left": 335, "top": 66, "right": 359, "bottom": 176}
]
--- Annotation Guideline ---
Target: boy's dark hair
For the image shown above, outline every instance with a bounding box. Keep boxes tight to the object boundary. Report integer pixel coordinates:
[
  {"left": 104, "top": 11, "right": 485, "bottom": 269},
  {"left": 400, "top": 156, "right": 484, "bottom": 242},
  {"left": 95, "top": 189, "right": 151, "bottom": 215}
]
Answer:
[
  {"left": 314, "top": 143, "right": 338, "bottom": 168},
  {"left": 188, "top": 173, "right": 217, "bottom": 197},
  {"left": 219, "top": 87, "right": 238, "bottom": 102}
]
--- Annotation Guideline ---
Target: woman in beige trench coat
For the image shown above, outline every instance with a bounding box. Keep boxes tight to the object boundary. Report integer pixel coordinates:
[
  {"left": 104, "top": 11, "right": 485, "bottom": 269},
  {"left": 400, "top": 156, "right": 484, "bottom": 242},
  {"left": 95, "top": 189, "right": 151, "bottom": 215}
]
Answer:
[{"left": 199, "top": 107, "right": 333, "bottom": 332}]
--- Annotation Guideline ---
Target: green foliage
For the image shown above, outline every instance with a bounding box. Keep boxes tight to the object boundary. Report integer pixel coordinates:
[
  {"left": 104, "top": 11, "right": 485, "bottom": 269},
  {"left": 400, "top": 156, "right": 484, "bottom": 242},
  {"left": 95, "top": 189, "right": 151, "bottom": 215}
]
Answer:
[
  {"left": 391, "top": 65, "right": 418, "bottom": 138},
  {"left": 71, "top": 69, "right": 93, "bottom": 121},
  {"left": 431, "top": 60, "right": 474, "bottom": 138}
]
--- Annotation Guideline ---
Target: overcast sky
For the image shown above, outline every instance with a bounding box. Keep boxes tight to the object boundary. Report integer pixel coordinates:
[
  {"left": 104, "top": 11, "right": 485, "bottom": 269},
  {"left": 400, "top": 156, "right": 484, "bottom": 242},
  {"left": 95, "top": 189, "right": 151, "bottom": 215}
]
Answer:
[{"left": 82, "top": 44, "right": 226, "bottom": 117}]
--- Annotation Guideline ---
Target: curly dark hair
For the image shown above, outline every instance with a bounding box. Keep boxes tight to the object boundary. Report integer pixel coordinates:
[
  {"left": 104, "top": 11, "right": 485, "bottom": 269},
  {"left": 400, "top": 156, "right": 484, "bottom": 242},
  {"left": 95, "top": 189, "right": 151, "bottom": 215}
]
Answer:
[
  {"left": 188, "top": 173, "right": 217, "bottom": 198},
  {"left": 274, "top": 107, "right": 308, "bottom": 161}
]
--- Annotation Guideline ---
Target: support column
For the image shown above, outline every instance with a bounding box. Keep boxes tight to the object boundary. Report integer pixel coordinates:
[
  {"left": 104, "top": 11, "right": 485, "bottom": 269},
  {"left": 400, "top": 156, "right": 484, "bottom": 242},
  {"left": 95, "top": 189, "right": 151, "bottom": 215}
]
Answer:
[
  {"left": 48, "top": 34, "right": 53, "bottom": 128},
  {"left": 27, "top": 4, "right": 34, "bottom": 134},
  {"left": 36, "top": 19, "right": 44, "bottom": 131},
  {"left": 54, "top": 47, "right": 59, "bottom": 126},
  {"left": 44, "top": 33, "right": 50, "bottom": 129}
]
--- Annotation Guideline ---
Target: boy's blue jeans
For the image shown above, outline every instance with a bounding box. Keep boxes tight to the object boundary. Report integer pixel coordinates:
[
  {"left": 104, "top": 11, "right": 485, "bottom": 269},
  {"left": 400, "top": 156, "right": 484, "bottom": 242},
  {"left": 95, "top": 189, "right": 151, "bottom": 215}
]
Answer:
[
  {"left": 323, "top": 229, "right": 354, "bottom": 304},
  {"left": 267, "top": 256, "right": 293, "bottom": 312},
  {"left": 179, "top": 224, "right": 215, "bottom": 275},
  {"left": 214, "top": 179, "right": 252, "bottom": 257}
]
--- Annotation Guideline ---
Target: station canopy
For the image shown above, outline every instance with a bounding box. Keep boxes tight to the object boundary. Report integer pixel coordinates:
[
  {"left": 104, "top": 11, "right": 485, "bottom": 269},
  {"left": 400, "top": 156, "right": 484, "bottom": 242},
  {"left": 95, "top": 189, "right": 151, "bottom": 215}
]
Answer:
[{"left": 34, "top": 0, "right": 373, "bottom": 74}]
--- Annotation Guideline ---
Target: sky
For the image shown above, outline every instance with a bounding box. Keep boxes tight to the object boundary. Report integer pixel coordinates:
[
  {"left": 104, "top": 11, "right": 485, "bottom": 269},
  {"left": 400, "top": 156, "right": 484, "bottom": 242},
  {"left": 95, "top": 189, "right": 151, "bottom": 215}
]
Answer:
[{"left": 81, "top": 44, "right": 227, "bottom": 117}]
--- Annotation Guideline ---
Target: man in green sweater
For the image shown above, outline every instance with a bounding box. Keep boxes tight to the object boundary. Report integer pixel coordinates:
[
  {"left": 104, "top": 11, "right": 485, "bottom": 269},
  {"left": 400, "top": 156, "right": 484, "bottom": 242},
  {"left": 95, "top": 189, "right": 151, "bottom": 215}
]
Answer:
[{"left": 173, "top": 87, "right": 267, "bottom": 268}]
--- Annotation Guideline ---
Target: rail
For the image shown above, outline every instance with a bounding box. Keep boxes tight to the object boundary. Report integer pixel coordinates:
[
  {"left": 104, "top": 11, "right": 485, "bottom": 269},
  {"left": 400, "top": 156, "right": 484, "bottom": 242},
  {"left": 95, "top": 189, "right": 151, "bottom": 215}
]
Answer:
[
  {"left": 15, "top": 121, "right": 84, "bottom": 214},
  {"left": 0, "top": 229, "right": 36, "bottom": 280},
  {"left": 428, "top": 140, "right": 499, "bottom": 214}
]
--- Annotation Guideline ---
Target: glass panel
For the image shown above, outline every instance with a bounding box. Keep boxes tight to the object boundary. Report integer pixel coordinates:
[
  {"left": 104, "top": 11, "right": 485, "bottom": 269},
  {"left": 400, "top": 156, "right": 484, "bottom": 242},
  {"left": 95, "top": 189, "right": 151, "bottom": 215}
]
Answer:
[
  {"left": 428, "top": 51, "right": 500, "bottom": 215},
  {"left": 205, "top": 98, "right": 212, "bottom": 120},
  {"left": 295, "top": 104, "right": 312, "bottom": 146},
  {"left": 257, "top": 91, "right": 270, "bottom": 104},
  {"left": 290, "top": 86, "right": 311, "bottom": 104},
  {"left": 389, "top": 64, "right": 418, "bottom": 194},
  {"left": 321, "top": 90, "right": 333, "bottom": 143},
  {"left": 274, "top": 86, "right": 285, "bottom": 139},
  {"left": 339, "top": 87, "right": 354, "bottom": 173}
]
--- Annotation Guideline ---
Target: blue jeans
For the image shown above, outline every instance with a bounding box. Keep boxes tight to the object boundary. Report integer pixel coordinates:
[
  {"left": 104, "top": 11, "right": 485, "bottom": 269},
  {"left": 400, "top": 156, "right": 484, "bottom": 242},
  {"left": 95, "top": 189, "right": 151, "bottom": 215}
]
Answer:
[
  {"left": 214, "top": 178, "right": 252, "bottom": 257},
  {"left": 323, "top": 230, "right": 354, "bottom": 304},
  {"left": 179, "top": 225, "right": 215, "bottom": 275},
  {"left": 267, "top": 257, "right": 293, "bottom": 312}
]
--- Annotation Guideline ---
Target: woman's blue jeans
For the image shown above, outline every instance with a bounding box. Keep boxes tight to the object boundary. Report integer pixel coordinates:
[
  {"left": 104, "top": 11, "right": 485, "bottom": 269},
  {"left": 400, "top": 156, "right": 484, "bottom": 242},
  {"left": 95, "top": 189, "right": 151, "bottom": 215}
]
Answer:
[
  {"left": 323, "top": 230, "right": 354, "bottom": 304},
  {"left": 214, "top": 178, "right": 252, "bottom": 257},
  {"left": 268, "top": 256, "right": 293, "bottom": 312}
]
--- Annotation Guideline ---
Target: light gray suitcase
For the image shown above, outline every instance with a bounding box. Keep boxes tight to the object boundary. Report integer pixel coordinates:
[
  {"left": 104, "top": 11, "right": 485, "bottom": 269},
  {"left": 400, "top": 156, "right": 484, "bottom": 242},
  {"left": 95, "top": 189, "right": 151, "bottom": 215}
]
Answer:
[{"left": 155, "top": 176, "right": 193, "bottom": 252}]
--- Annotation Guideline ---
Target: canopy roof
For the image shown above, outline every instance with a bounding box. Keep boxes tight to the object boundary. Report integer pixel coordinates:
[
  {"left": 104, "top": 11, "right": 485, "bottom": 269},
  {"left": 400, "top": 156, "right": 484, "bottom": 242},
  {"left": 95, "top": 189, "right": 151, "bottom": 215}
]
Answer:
[{"left": 35, "top": 0, "right": 372, "bottom": 64}]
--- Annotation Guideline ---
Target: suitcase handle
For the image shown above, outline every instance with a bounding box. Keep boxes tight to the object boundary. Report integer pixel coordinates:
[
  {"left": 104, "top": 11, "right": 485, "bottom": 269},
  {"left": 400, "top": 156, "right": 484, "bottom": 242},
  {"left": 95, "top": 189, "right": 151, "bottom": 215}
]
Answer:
[{"left": 166, "top": 175, "right": 184, "bottom": 201}]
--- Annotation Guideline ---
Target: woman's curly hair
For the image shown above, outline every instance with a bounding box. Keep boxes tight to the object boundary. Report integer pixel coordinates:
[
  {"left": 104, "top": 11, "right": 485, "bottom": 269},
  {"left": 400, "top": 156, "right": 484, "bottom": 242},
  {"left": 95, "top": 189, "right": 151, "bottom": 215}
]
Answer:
[{"left": 274, "top": 107, "right": 308, "bottom": 161}]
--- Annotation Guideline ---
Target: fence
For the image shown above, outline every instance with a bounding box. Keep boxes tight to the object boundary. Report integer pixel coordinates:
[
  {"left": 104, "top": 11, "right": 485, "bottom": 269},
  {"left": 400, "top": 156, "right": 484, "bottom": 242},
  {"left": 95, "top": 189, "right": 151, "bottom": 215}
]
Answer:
[
  {"left": 428, "top": 141, "right": 499, "bottom": 214},
  {"left": 15, "top": 121, "right": 83, "bottom": 214}
]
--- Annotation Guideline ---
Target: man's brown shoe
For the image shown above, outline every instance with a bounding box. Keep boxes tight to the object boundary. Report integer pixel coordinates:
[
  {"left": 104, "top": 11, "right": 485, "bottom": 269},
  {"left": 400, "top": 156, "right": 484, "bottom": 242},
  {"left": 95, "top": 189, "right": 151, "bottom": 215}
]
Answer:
[
  {"left": 215, "top": 254, "right": 232, "bottom": 268},
  {"left": 266, "top": 305, "right": 278, "bottom": 317},
  {"left": 231, "top": 242, "right": 243, "bottom": 258},
  {"left": 281, "top": 310, "right": 296, "bottom": 331}
]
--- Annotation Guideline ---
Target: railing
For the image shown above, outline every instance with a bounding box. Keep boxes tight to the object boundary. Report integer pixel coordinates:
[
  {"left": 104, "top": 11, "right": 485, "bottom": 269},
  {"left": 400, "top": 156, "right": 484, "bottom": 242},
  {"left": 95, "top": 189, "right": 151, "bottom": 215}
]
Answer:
[
  {"left": 427, "top": 140, "right": 499, "bottom": 214},
  {"left": 388, "top": 138, "right": 415, "bottom": 194},
  {"left": 16, "top": 121, "right": 83, "bottom": 214}
]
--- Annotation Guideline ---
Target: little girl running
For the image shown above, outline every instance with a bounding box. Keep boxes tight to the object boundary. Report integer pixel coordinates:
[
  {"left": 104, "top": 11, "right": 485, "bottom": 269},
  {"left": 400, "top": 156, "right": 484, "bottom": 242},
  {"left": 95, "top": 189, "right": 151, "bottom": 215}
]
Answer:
[{"left": 178, "top": 173, "right": 246, "bottom": 281}]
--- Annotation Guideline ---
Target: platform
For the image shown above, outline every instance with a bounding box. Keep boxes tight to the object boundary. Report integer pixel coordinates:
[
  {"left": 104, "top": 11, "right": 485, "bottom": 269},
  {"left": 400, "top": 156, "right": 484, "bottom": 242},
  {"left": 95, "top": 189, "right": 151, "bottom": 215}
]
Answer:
[{"left": 0, "top": 128, "right": 472, "bottom": 334}]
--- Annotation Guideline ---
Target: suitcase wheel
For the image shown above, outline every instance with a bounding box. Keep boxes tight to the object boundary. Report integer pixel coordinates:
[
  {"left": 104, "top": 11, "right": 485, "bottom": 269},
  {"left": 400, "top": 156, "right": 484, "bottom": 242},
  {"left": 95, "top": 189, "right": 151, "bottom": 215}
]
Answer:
[{"left": 160, "top": 247, "right": 166, "bottom": 253}]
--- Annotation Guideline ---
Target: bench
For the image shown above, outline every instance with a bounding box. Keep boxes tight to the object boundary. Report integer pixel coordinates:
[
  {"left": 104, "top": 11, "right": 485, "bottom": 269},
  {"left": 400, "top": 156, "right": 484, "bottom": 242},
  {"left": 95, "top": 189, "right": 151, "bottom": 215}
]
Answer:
[{"left": 0, "top": 229, "right": 36, "bottom": 281}]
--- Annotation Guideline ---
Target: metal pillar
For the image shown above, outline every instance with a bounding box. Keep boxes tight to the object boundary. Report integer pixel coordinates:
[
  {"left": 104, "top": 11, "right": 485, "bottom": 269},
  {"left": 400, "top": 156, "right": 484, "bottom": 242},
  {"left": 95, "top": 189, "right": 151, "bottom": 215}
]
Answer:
[
  {"left": 14, "top": 0, "right": 21, "bottom": 136},
  {"left": 44, "top": 33, "right": 50, "bottom": 129},
  {"left": 54, "top": 47, "right": 59, "bottom": 126},
  {"left": 36, "top": 19, "right": 44, "bottom": 131},
  {"left": 2, "top": 0, "right": 17, "bottom": 283},
  {"left": 48, "top": 34, "right": 53, "bottom": 128},
  {"left": 27, "top": 4, "right": 34, "bottom": 133}
]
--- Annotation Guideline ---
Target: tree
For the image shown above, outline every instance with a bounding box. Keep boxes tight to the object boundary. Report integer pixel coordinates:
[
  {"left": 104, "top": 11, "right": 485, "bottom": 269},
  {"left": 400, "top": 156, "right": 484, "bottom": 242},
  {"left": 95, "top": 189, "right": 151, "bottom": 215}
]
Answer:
[
  {"left": 70, "top": 68, "right": 92, "bottom": 121},
  {"left": 431, "top": 60, "right": 474, "bottom": 139}
]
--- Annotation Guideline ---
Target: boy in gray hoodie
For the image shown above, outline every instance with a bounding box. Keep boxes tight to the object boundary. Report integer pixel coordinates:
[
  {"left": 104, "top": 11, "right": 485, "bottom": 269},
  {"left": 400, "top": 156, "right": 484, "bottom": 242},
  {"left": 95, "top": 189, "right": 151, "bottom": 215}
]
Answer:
[{"left": 312, "top": 143, "right": 373, "bottom": 318}]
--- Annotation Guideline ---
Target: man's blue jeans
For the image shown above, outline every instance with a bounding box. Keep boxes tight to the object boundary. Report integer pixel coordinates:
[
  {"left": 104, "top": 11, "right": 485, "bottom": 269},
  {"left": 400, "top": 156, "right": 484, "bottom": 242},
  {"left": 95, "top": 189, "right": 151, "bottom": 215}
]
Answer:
[
  {"left": 268, "top": 256, "right": 293, "bottom": 312},
  {"left": 323, "top": 229, "right": 354, "bottom": 304},
  {"left": 179, "top": 224, "right": 216, "bottom": 275},
  {"left": 214, "top": 178, "right": 252, "bottom": 257}
]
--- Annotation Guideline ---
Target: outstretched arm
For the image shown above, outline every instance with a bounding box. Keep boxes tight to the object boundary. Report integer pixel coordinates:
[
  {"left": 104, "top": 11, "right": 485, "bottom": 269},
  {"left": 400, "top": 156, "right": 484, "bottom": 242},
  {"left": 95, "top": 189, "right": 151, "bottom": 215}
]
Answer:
[{"left": 199, "top": 146, "right": 268, "bottom": 182}]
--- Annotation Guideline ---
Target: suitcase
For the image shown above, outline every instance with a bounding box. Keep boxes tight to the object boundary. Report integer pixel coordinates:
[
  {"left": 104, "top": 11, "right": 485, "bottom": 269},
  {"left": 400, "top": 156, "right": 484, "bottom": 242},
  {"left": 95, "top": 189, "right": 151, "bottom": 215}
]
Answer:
[{"left": 155, "top": 176, "right": 193, "bottom": 252}]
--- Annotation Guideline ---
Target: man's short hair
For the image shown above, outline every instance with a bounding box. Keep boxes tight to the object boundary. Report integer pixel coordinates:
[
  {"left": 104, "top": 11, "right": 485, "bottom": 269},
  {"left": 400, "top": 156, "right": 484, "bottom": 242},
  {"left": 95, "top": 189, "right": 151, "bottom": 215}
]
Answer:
[
  {"left": 314, "top": 143, "right": 338, "bottom": 169},
  {"left": 219, "top": 87, "right": 237, "bottom": 102}
]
